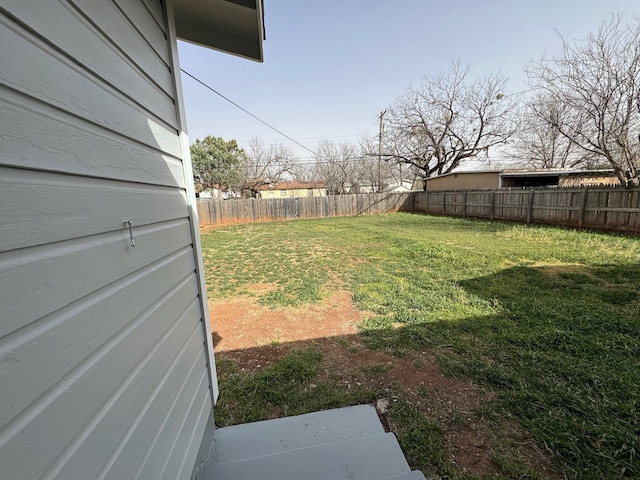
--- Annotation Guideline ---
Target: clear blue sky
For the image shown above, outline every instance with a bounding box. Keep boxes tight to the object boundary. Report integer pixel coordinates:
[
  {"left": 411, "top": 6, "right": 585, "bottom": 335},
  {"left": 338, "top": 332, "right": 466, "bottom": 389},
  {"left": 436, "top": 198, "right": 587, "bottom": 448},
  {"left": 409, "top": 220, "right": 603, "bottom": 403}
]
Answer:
[{"left": 177, "top": 0, "right": 639, "bottom": 164}]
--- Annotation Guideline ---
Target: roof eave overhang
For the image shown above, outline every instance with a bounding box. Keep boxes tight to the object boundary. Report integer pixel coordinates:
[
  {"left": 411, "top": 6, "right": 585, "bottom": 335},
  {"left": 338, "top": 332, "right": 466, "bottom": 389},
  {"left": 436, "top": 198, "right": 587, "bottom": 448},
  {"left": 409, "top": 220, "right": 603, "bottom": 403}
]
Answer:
[{"left": 174, "top": 0, "right": 264, "bottom": 62}]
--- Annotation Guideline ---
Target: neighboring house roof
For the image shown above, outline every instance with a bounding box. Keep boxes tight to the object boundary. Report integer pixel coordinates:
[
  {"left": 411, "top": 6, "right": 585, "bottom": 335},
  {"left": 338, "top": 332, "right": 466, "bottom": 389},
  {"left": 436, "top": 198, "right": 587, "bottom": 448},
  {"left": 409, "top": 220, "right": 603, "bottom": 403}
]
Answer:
[
  {"left": 384, "top": 184, "right": 412, "bottom": 193},
  {"left": 174, "top": 0, "right": 265, "bottom": 61},
  {"left": 260, "top": 181, "right": 327, "bottom": 190},
  {"left": 428, "top": 169, "right": 503, "bottom": 180},
  {"left": 429, "top": 168, "right": 616, "bottom": 179},
  {"left": 383, "top": 179, "right": 414, "bottom": 193},
  {"left": 426, "top": 168, "right": 619, "bottom": 191},
  {"left": 500, "top": 168, "right": 614, "bottom": 178}
]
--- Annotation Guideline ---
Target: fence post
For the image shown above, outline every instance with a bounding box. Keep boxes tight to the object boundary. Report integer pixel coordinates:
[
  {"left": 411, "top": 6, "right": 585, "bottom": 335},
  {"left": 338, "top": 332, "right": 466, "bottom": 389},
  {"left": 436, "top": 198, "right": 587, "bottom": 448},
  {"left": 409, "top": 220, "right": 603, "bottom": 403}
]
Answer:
[
  {"left": 527, "top": 190, "right": 535, "bottom": 224},
  {"left": 578, "top": 188, "right": 588, "bottom": 229},
  {"left": 603, "top": 190, "right": 610, "bottom": 226},
  {"left": 490, "top": 190, "right": 495, "bottom": 221},
  {"left": 195, "top": 188, "right": 640, "bottom": 231},
  {"left": 625, "top": 189, "right": 634, "bottom": 232},
  {"left": 462, "top": 191, "right": 467, "bottom": 217}
]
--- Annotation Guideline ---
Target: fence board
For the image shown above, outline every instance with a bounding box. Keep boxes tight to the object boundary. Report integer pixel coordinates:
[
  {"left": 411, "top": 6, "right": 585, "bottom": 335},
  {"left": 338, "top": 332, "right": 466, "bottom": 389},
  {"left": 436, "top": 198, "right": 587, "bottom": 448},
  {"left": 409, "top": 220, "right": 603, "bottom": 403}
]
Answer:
[
  {"left": 197, "top": 192, "right": 414, "bottom": 227},
  {"left": 417, "top": 187, "right": 640, "bottom": 233},
  {"left": 197, "top": 188, "right": 640, "bottom": 234}
]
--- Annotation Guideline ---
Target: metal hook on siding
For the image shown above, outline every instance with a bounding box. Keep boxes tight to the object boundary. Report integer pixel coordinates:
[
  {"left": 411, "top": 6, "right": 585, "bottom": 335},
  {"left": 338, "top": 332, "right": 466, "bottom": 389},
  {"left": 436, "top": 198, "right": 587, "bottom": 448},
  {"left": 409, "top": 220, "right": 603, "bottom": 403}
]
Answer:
[{"left": 125, "top": 220, "right": 135, "bottom": 247}]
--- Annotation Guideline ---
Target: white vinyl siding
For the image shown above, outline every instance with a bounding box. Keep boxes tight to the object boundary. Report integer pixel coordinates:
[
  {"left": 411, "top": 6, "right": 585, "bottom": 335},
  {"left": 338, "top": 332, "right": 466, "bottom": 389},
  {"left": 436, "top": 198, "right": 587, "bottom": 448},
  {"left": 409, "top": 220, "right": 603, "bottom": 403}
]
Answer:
[{"left": 0, "top": 1, "right": 215, "bottom": 479}]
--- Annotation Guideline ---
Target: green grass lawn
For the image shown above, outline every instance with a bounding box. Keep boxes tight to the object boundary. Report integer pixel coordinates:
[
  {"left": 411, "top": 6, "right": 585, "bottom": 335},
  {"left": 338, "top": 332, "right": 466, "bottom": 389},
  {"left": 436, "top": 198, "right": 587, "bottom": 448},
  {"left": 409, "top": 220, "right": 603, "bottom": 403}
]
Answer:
[{"left": 201, "top": 213, "right": 640, "bottom": 479}]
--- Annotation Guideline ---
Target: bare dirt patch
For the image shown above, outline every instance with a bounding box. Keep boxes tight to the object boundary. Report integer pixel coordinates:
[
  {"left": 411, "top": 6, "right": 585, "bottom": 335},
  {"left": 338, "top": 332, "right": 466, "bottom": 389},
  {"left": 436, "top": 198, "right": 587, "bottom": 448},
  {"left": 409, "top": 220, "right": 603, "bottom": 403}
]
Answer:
[
  {"left": 210, "top": 289, "right": 361, "bottom": 351},
  {"left": 210, "top": 289, "right": 557, "bottom": 478}
]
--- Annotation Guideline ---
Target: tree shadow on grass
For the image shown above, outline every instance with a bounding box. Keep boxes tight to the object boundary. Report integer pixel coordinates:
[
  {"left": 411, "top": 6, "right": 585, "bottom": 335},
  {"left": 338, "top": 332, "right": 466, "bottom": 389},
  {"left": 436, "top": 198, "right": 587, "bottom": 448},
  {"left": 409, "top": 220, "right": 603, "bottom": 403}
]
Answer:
[
  {"left": 358, "top": 263, "right": 640, "bottom": 480},
  {"left": 211, "top": 263, "right": 639, "bottom": 479},
  {"left": 212, "top": 333, "right": 509, "bottom": 479}
]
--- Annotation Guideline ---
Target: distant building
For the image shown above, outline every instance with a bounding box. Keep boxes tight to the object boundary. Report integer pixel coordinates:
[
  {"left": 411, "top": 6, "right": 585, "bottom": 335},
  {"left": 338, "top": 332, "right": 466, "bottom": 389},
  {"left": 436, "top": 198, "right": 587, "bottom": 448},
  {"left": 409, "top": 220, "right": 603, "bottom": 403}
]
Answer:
[
  {"left": 345, "top": 182, "right": 376, "bottom": 194},
  {"left": 259, "top": 181, "right": 327, "bottom": 198},
  {"left": 383, "top": 179, "right": 415, "bottom": 193},
  {"left": 195, "top": 187, "right": 240, "bottom": 200},
  {"left": 500, "top": 169, "right": 620, "bottom": 188},
  {"left": 425, "top": 169, "right": 620, "bottom": 191},
  {"left": 425, "top": 170, "right": 502, "bottom": 191}
]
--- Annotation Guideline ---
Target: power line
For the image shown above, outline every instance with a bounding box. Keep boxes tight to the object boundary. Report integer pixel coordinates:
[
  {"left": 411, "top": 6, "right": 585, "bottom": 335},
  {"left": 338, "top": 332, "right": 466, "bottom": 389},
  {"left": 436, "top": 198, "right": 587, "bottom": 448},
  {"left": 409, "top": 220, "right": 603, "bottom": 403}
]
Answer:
[
  {"left": 180, "top": 68, "right": 529, "bottom": 169},
  {"left": 212, "top": 135, "right": 365, "bottom": 144},
  {"left": 180, "top": 68, "right": 319, "bottom": 158}
]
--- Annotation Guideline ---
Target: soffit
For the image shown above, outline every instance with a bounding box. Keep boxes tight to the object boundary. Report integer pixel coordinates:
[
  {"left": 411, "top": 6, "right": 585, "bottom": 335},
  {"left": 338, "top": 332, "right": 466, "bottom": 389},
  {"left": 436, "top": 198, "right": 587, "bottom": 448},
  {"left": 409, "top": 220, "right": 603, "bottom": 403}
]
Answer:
[{"left": 174, "top": 0, "right": 264, "bottom": 61}]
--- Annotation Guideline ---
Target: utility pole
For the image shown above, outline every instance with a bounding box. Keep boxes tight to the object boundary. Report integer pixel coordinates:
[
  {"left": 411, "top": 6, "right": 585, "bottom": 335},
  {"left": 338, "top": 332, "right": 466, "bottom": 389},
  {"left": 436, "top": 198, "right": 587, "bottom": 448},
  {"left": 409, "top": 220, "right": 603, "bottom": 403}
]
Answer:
[{"left": 378, "top": 110, "right": 386, "bottom": 192}]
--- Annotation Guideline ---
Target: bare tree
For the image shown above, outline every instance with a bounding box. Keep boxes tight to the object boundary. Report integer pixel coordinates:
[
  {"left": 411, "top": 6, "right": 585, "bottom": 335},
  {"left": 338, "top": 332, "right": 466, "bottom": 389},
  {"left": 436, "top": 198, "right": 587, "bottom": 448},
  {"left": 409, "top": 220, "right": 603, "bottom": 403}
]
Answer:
[
  {"left": 513, "top": 92, "right": 597, "bottom": 169},
  {"left": 358, "top": 134, "right": 413, "bottom": 191},
  {"left": 357, "top": 134, "right": 390, "bottom": 191},
  {"left": 242, "top": 137, "right": 297, "bottom": 197},
  {"left": 383, "top": 61, "right": 518, "bottom": 190},
  {"left": 290, "top": 160, "right": 316, "bottom": 182},
  {"left": 353, "top": 153, "right": 380, "bottom": 192},
  {"left": 527, "top": 15, "right": 640, "bottom": 186},
  {"left": 313, "top": 140, "right": 361, "bottom": 194}
]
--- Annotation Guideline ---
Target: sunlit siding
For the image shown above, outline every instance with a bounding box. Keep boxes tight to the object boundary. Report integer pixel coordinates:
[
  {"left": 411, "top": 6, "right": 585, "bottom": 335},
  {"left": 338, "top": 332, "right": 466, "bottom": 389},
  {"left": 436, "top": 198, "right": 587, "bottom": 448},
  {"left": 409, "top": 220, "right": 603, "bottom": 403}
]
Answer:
[{"left": 0, "top": 1, "right": 214, "bottom": 479}]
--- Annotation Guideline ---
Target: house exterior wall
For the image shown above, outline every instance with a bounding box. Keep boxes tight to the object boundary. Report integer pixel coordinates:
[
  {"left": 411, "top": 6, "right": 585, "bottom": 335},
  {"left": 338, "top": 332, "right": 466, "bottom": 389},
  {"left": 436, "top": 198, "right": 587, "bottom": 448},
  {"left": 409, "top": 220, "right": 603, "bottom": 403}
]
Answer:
[
  {"left": 261, "top": 183, "right": 328, "bottom": 198},
  {"left": 425, "top": 172, "right": 500, "bottom": 191},
  {"left": 0, "top": 1, "right": 216, "bottom": 479},
  {"left": 274, "top": 187, "right": 327, "bottom": 198}
]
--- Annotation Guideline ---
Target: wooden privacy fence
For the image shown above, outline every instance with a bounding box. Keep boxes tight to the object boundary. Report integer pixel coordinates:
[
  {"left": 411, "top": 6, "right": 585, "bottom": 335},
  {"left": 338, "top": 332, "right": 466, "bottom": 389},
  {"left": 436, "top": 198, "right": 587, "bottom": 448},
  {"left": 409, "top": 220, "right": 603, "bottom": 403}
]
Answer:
[
  {"left": 197, "top": 192, "right": 416, "bottom": 227},
  {"left": 197, "top": 188, "right": 640, "bottom": 233},
  {"left": 414, "top": 187, "right": 640, "bottom": 233}
]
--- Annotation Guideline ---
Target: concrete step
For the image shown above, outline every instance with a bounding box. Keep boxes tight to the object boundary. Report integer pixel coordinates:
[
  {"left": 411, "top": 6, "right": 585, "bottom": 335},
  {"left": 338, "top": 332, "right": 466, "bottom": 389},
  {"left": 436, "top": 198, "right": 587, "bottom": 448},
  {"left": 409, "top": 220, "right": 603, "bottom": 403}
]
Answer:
[
  {"left": 210, "top": 431, "right": 412, "bottom": 480},
  {"left": 212, "top": 405, "right": 386, "bottom": 463}
]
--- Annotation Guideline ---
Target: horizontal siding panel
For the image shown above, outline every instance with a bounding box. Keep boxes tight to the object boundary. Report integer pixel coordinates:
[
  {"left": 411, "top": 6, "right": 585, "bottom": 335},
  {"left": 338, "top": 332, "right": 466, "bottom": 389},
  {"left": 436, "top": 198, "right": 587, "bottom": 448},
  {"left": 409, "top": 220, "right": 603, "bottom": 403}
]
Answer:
[
  {"left": 112, "top": 0, "right": 168, "bottom": 60},
  {"left": 141, "top": 0, "right": 166, "bottom": 32},
  {"left": 51, "top": 305, "right": 203, "bottom": 480},
  {"left": 1, "top": 0, "right": 176, "bottom": 126},
  {"left": 98, "top": 327, "right": 206, "bottom": 480},
  {"left": 0, "top": 243, "right": 196, "bottom": 424},
  {"left": 144, "top": 370, "right": 209, "bottom": 480},
  {"left": 0, "top": 86, "right": 184, "bottom": 187},
  {"left": 0, "top": 219, "right": 192, "bottom": 338},
  {"left": 0, "top": 167, "right": 189, "bottom": 253},
  {"left": 132, "top": 354, "right": 209, "bottom": 480},
  {"left": 0, "top": 14, "right": 180, "bottom": 157},
  {"left": 0, "top": 4, "right": 215, "bottom": 480},
  {"left": 71, "top": 0, "right": 172, "bottom": 87},
  {"left": 178, "top": 402, "right": 212, "bottom": 480},
  {"left": 0, "top": 274, "right": 201, "bottom": 480},
  {"left": 163, "top": 383, "right": 211, "bottom": 480}
]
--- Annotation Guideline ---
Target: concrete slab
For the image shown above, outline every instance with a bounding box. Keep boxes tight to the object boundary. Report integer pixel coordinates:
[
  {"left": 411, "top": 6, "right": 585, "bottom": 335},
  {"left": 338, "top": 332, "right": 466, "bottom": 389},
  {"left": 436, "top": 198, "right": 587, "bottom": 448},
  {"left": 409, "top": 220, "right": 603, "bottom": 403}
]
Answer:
[
  {"left": 388, "top": 471, "right": 427, "bottom": 480},
  {"left": 212, "top": 405, "right": 385, "bottom": 463},
  {"left": 210, "top": 432, "right": 411, "bottom": 480}
]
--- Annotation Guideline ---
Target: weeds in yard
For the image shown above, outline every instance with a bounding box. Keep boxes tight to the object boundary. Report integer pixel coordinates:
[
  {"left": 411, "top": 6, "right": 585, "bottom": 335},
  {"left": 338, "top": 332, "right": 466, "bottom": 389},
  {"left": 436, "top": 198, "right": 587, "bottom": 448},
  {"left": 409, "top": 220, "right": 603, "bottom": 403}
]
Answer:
[
  {"left": 358, "top": 363, "right": 391, "bottom": 376},
  {"left": 215, "top": 347, "right": 378, "bottom": 425},
  {"left": 203, "top": 214, "right": 640, "bottom": 479},
  {"left": 388, "top": 401, "right": 453, "bottom": 478},
  {"left": 201, "top": 224, "right": 340, "bottom": 306}
]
